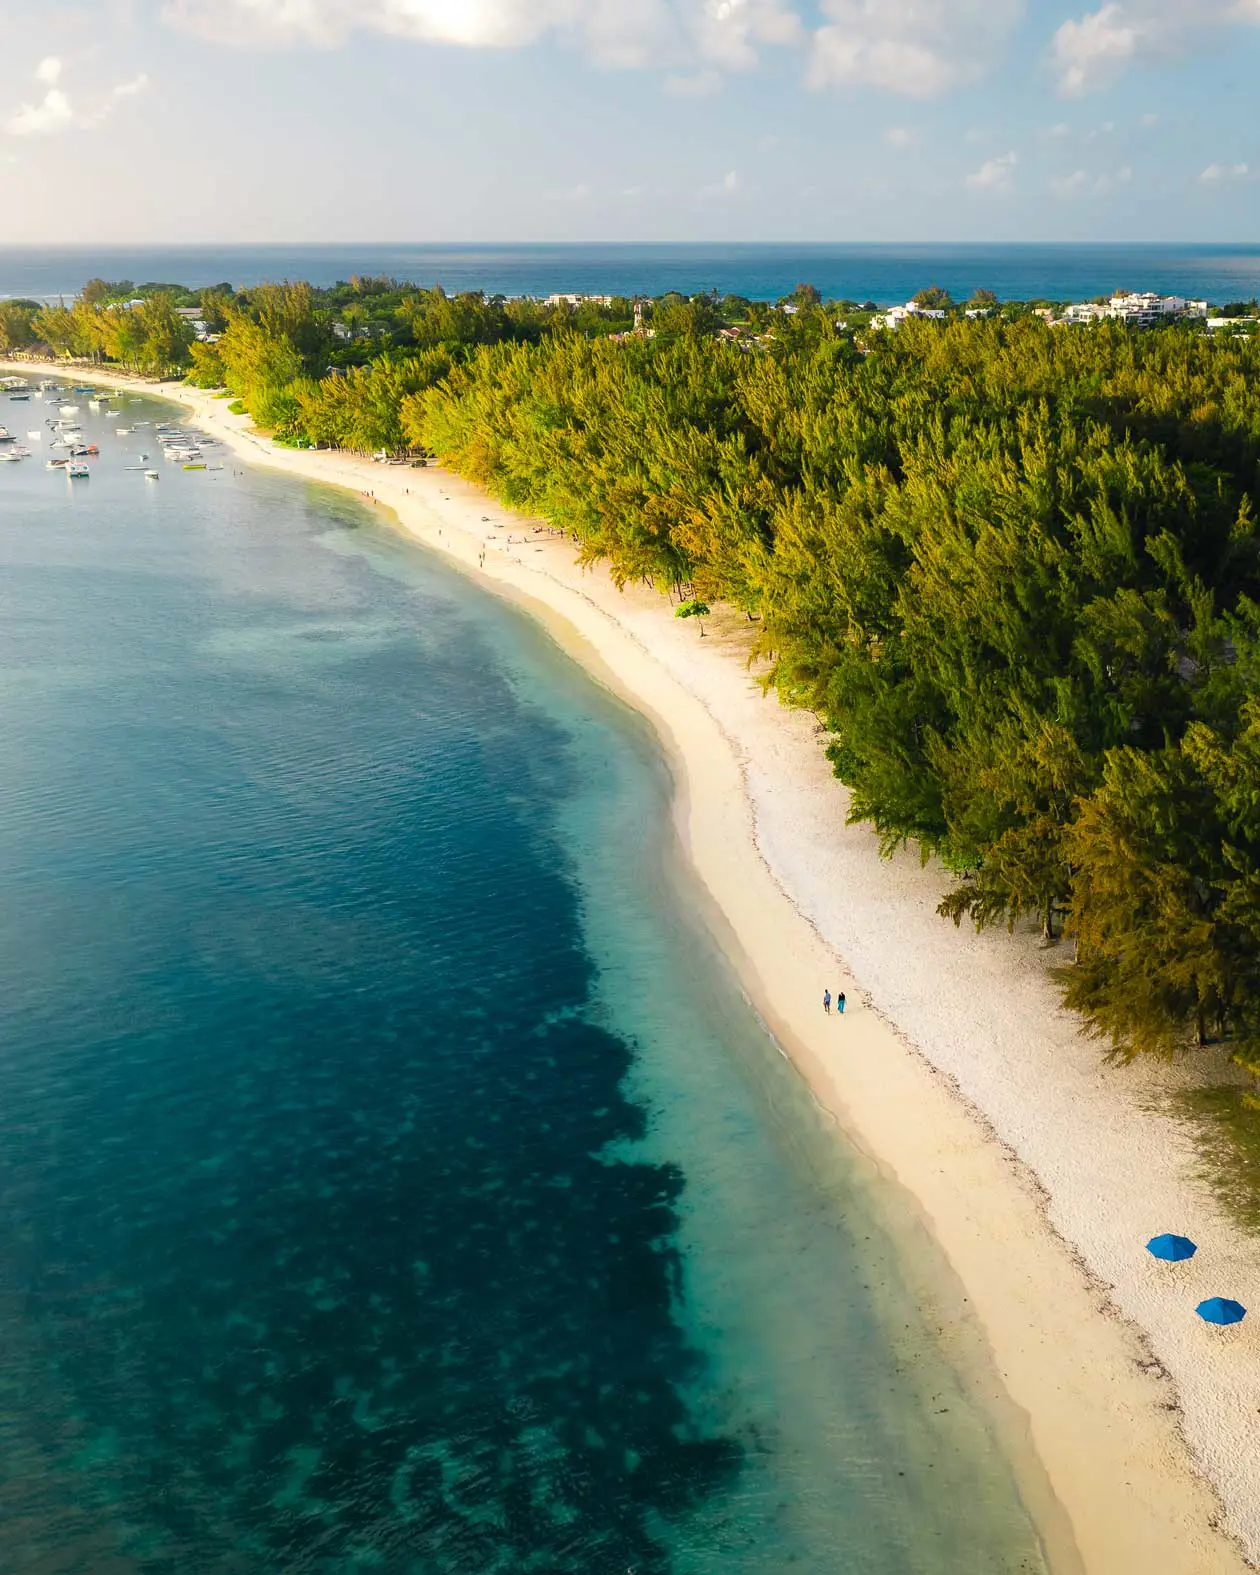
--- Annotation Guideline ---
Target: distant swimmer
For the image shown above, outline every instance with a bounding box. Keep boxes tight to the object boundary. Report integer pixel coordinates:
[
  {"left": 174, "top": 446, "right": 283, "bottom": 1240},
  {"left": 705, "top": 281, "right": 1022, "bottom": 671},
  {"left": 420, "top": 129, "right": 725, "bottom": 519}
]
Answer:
[{"left": 823, "top": 989, "right": 831, "bottom": 1015}]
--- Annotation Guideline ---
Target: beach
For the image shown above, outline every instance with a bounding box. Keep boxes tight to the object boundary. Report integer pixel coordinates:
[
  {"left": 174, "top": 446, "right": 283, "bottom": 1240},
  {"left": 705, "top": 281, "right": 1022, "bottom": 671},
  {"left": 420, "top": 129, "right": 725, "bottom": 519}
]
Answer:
[{"left": 6, "top": 359, "right": 1258, "bottom": 1574}]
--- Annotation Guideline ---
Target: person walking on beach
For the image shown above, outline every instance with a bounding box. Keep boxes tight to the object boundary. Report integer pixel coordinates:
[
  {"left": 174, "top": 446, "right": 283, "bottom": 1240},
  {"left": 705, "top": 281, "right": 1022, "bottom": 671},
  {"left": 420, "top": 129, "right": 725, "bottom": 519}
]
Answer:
[
  {"left": 823, "top": 989, "right": 831, "bottom": 1015},
  {"left": 837, "top": 992, "right": 846, "bottom": 1015}
]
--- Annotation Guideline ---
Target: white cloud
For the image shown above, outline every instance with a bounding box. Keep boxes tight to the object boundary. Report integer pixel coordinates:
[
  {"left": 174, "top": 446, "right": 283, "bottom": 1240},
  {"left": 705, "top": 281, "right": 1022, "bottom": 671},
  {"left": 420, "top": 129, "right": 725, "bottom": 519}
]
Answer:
[
  {"left": 1052, "top": 162, "right": 1135, "bottom": 196},
  {"left": 809, "top": 0, "right": 1023, "bottom": 98},
  {"left": 966, "top": 149, "right": 1017, "bottom": 191},
  {"left": 5, "top": 59, "right": 150, "bottom": 137},
  {"left": 163, "top": 0, "right": 803, "bottom": 71},
  {"left": 1050, "top": 168, "right": 1090, "bottom": 196},
  {"left": 1052, "top": 0, "right": 1260, "bottom": 95},
  {"left": 1048, "top": 120, "right": 1071, "bottom": 137},
  {"left": 7, "top": 87, "right": 73, "bottom": 136},
  {"left": 699, "top": 166, "right": 742, "bottom": 197},
  {"left": 164, "top": 0, "right": 1024, "bottom": 96},
  {"left": 1053, "top": 4, "right": 1139, "bottom": 94},
  {"left": 1199, "top": 160, "right": 1250, "bottom": 182},
  {"left": 665, "top": 67, "right": 723, "bottom": 94},
  {"left": 885, "top": 125, "right": 915, "bottom": 147}
]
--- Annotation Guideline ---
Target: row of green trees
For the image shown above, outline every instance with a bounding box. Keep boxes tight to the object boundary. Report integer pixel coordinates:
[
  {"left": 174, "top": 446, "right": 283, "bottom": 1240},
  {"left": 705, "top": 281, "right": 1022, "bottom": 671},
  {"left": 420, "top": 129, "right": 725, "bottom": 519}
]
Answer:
[
  {"left": 178, "top": 288, "right": 1260, "bottom": 1071},
  {"left": 182, "top": 282, "right": 686, "bottom": 448},
  {"left": 408, "top": 320, "right": 1260, "bottom": 1073},
  {"left": 3, "top": 293, "right": 196, "bottom": 376},
  {"left": 16, "top": 276, "right": 1260, "bottom": 1074}
]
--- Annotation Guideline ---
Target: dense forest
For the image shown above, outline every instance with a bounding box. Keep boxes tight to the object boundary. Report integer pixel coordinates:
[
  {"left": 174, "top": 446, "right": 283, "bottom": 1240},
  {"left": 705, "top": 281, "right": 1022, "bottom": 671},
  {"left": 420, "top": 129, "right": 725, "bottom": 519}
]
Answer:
[{"left": 9, "top": 275, "right": 1260, "bottom": 1089}]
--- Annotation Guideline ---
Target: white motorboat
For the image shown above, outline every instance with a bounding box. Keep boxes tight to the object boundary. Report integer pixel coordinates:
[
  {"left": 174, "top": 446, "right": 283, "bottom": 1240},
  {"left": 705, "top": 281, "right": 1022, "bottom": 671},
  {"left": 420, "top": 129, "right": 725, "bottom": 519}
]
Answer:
[
  {"left": 144, "top": 470, "right": 159, "bottom": 480},
  {"left": 66, "top": 462, "right": 90, "bottom": 479},
  {"left": 59, "top": 404, "right": 80, "bottom": 415}
]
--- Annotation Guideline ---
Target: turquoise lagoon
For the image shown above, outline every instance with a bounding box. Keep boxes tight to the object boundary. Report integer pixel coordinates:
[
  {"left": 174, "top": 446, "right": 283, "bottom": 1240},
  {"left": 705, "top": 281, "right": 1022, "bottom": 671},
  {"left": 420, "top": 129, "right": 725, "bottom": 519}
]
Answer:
[{"left": 0, "top": 388, "right": 1054, "bottom": 1573}]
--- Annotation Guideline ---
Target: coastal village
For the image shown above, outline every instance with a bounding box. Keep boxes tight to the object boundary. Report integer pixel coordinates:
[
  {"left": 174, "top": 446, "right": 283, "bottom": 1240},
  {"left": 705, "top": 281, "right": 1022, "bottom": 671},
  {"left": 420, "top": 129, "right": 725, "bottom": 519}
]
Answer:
[{"left": 8, "top": 282, "right": 1257, "bottom": 367}]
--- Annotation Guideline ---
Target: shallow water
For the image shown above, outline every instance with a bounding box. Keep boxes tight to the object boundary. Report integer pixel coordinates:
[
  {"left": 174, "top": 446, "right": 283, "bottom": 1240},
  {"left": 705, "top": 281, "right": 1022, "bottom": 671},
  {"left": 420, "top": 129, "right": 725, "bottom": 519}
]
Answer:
[{"left": 0, "top": 387, "right": 1051, "bottom": 1573}]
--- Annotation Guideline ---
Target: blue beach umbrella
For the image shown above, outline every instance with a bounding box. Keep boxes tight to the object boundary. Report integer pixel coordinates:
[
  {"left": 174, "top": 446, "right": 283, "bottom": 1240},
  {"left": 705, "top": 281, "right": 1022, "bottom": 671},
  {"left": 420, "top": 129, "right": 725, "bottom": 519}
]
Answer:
[
  {"left": 1146, "top": 1233, "right": 1197, "bottom": 1262},
  {"left": 1196, "top": 1297, "right": 1247, "bottom": 1326}
]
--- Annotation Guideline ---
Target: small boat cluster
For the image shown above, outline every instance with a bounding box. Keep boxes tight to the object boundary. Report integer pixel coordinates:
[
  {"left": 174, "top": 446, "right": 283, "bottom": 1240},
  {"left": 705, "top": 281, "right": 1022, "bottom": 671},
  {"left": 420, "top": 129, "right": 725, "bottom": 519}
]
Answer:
[
  {"left": 0, "top": 381, "right": 224, "bottom": 484},
  {"left": 156, "top": 422, "right": 219, "bottom": 469}
]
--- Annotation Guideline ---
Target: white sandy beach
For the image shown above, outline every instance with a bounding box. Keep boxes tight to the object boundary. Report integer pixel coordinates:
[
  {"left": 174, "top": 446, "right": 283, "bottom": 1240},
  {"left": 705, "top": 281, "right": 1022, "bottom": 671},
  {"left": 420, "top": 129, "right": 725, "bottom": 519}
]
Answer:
[{"left": 7, "top": 358, "right": 1259, "bottom": 1574}]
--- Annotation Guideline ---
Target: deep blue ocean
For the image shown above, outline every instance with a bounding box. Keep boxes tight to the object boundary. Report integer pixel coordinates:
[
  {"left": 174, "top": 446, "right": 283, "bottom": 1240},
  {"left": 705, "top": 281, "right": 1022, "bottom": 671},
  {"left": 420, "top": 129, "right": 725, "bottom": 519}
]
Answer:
[
  {"left": 0, "top": 385, "right": 1054, "bottom": 1573},
  {"left": 2, "top": 242, "right": 1260, "bottom": 307}
]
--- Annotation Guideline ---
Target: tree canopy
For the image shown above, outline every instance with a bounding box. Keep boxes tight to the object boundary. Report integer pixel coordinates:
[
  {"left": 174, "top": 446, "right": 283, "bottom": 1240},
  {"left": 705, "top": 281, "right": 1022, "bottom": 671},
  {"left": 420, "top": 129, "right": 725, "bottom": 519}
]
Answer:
[{"left": 14, "top": 275, "right": 1260, "bottom": 1084}]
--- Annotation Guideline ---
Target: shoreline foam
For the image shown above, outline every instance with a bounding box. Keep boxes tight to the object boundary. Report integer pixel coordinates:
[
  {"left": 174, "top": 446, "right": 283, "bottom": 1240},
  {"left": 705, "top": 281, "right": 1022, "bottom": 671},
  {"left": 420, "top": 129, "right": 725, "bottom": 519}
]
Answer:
[{"left": 6, "top": 358, "right": 1255, "bottom": 1574}]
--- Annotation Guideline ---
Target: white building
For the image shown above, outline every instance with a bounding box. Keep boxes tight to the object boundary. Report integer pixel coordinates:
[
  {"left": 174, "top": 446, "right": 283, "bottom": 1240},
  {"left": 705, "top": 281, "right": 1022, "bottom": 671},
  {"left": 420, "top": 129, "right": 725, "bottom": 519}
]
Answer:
[
  {"left": 1059, "top": 293, "right": 1208, "bottom": 328},
  {"left": 870, "top": 301, "right": 948, "bottom": 331},
  {"left": 1107, "top": 292, "right": 1206, "bottom": 324},
  {"left": 1063, "top": 302, "right": 1110, "bottom": 324}
]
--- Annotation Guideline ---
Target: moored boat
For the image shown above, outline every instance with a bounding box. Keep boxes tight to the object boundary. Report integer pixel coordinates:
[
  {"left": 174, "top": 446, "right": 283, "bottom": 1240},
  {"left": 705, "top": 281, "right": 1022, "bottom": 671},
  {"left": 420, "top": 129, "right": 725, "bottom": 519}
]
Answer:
[
  {"left": 66, "top": 462, "right": 90, "bottom": 479},
  {"left": 144, "top": 469, "right": 159, "bottom": 480}
]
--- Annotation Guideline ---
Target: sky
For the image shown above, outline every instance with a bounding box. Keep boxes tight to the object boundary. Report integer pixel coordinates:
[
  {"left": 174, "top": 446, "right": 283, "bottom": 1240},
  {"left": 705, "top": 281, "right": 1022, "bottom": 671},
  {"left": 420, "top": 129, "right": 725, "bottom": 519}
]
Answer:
[{"left": 1, "top": 0, "right": 1258, "bottom": 243}]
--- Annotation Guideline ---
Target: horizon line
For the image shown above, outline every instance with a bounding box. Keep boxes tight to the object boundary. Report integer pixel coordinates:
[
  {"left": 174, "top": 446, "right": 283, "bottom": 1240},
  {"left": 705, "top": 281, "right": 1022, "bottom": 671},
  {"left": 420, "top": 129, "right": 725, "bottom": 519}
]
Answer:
[{"left": 2, "top": 239, "right": 1259, "bottom": 251}]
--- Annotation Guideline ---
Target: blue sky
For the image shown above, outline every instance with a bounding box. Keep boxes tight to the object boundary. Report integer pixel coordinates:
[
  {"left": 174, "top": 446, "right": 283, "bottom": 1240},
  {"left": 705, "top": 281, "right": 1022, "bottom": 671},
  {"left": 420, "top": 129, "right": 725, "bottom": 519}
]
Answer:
[{"left": 2, "top": 0, "right": 1258, "bottom": 242}]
